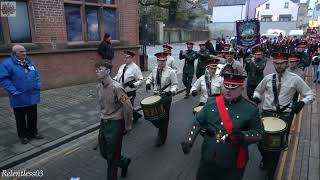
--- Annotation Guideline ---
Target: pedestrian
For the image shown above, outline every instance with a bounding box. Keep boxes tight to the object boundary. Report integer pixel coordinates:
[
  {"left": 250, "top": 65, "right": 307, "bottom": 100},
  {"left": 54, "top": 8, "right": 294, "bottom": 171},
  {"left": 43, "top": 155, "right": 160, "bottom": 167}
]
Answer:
[
  {"left": 288, "top": 53, "right": 304, "bottom": 79},
  {"left": 244, "top": 46, "right": 267, "bottom": 100},
  {"left": 98, "top": 33, "right": 114, "bottom": 62},
  {"left": 252, "top": 52, "right": 315, "bottom": 180},
  {"left": 114, "top": 50, "right": 143, "bottom": 123},
  {"left": 196, "top": 43, "right": 210, "bottom": 78},
  {"left": 311, "top": 47, "right": 320, "bottom": 83},
  {"left": 181, "top": 64, "right": 264, "bottom": 180},
  {"left": 146, "top": 52, "right": 178, "bottom": 147},
  {"left": 179, "top": 42, "right": 198, "bottom": 99},
  {"left": 95, "top": 60, "right": 132, "bottom": 180},
  {"left": 191, "top": 57, "right": 223, "bottom": 106},
  {"left": 295, "top": 41, "right": 311, "bottom": 70},
  {"left": 0, "top": 45, "right": 43, "bottom": 144}
]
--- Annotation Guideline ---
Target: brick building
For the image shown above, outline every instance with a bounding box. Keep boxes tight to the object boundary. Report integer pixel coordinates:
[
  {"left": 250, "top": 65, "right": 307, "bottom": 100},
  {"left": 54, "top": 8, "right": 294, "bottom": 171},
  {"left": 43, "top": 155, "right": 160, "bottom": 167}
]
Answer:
[{"left": 0, "top": 0, "right": 139, "bottom": 91}]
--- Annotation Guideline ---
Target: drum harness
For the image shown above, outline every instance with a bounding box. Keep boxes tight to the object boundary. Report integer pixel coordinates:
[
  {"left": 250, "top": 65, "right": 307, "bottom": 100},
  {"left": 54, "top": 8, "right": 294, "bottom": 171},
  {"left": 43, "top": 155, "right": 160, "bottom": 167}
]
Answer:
[{"left": 271, "top": 74, "right": 291, "bottom": 116}]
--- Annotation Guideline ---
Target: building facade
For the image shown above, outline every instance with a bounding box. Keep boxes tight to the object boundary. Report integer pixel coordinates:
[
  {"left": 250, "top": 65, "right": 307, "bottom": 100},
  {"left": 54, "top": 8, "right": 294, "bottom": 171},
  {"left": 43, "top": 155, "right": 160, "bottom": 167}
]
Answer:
[
  {"left": 0, "top": 0, "right": 139, "bottom": 91},
  {"left": 256, "top": 0, "right": 299, "bottom": 22}
]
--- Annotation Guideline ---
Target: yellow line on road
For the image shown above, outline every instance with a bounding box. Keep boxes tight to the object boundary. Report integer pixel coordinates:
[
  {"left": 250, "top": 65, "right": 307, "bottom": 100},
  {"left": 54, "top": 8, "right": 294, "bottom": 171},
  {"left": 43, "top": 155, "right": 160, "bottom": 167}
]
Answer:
[{"left": 64, "top": 146, "right": 80, "bottom": 156}]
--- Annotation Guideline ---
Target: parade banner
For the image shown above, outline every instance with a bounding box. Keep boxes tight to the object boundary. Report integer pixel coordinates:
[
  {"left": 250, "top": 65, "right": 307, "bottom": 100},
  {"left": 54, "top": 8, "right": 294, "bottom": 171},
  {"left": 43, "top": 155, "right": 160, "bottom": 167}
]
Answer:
[{"left": 236, "top": 19, "right": 260, "bottom": 49}]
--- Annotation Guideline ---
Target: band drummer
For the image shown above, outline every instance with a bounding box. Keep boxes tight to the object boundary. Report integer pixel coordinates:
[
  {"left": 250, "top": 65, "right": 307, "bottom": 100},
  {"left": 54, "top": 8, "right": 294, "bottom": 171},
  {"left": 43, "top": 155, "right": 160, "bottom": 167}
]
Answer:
[
  {"left": 252, "top": 52, "right": 315, "bottom": 180},
  {"left": 114, "top": 50, "right": 144, "bottom": 123},
  {"left": 145, "top": 52, "right": 178, "bottom": 147},
  {"left": 191, "top": 57, "right": 223, "bottom": 106}
]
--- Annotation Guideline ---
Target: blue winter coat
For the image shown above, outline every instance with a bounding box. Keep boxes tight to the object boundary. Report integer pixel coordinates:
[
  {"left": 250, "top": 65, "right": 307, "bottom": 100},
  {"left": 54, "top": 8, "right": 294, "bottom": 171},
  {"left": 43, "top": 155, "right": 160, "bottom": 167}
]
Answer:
[{"left": 0, "top": 55, "right": 41, "bottom": 108}]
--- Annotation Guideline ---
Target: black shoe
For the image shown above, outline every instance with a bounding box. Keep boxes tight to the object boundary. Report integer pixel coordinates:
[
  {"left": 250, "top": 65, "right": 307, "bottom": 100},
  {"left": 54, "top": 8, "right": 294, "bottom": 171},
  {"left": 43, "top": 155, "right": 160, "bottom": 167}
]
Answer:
[
  {"left": 314, "top": 80, "right": 317, "bottom": 83},
  {"left": 33, "top": 134, "right": 44, "bottom": 140},
  {"left": 20, "top": 138, "right": 29, "bottom": 144},
  {"left": 259, "top": 160, "right": 265, "bottom": 170},
  {"left": 184, "top": 95, "right": 189, "bottom": 99},
  {"left": 318, "top": 81, "right": 320, "bottom": 84},
  {"left": 121, "top": 158, "right": 131, "bottom": 178},
  {"left": 154, "top": 137, "right": 165, "bottom": 147}
]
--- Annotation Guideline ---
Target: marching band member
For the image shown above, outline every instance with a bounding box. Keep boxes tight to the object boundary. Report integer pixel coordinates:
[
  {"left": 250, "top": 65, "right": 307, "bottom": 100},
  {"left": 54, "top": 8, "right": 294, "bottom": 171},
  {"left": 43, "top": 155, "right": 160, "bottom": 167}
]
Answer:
[
  {"left": 181, "top": 64, "right": 264, "bottom": 180},
  {"left": 179, "top": 42, "right": 198, "bottom": 99},
  {"left": 114, "top": 50, "right": 144, "bottom": 123},
  {"left": 252, "top": 52, "right": 315, "bottom": 180},
  {"left": 163, "top": 44, "right": 177, "bottom": 73},
  {"left": 224, "top": 48, "right": 243, "bottom": 75},
  {"left": 191, "top": 57, "right": 223, "bottom": 106},
  {"left": 244, "top": 46, "right": 267, "bottom": 100},
  {"left": 146, "top": 52, "right": 178, "bottom": 147},
  {"left": 196, "top": 43, "right": 210, "bottom": 78},
  {"left": 95, "top": 60, "right": 132, "bottom": 180}
]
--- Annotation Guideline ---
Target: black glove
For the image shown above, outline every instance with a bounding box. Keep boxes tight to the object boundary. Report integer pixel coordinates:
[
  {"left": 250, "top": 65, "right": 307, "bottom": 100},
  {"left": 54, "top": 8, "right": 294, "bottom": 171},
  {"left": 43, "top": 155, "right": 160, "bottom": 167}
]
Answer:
[
  {"left": 127, "top": 82, "right": 135, "bottom": 88},
  {"left": 252, "top": 97, "right": 261, "bottom": 105},
  {"left": 231, "top": 129, "right": 245, "bottom": 145},
  {"left": 146, "top": 84, "right": 151, "bottom": 90},
  {"left": 181, "top": 142, "right": 192, "bottom": 154},
  {"left": 191, "top": 90, "right": 198, "bottom": 97},
  {"left": 291, "top": 101, "right": 305, "bottom": 114}
]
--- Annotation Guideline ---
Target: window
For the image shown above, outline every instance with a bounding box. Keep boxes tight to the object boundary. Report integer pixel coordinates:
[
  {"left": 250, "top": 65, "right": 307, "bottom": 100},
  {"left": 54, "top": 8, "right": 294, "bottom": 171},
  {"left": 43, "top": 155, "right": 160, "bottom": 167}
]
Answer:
[
  {"left": 0, "top": 20, "right": 4, "bottom": 43},
  {"left": 64, "top": 0, "right": 118, "bottom": 42},
  {"left": 266, "top": 3, "right": 270, "bottom": 9},
  {"left": 86, "top": 7, "right": 100, "bottom": 41},
  {"left": 65, "top": 5, "right": 82, "bottom": 41},
  {"left": 261, "top": 15, "right": 272, "bottom": 22},
  {"left": 7, "top": 1, "right": 32, "bottom": 43},
  {"left": 279, "top": 15, "right": 291, "bottom": 22},
  {"left": 103, "top": 9, "right": 117, "bottom": 39},
  {"left": 284, "top": 2, "right": 289, "bottom": 9}
]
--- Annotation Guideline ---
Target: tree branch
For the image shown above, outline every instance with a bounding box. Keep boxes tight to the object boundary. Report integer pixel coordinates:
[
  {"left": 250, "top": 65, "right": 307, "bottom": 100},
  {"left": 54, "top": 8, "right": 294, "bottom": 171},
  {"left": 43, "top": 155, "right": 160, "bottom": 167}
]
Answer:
[{"left": 138, "top": 0, "right": 170, "bottom": 8}]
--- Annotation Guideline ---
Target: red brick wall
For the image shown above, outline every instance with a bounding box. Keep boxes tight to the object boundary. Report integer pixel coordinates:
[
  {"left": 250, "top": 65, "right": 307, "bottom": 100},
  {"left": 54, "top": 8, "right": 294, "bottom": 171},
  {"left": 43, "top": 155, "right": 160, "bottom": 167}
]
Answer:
[
  {"left": 118, "top": 0, "right": 139, "bottom": 46},
  {"left": 31, "top": 0, "right": 67, "bottom": 45}
]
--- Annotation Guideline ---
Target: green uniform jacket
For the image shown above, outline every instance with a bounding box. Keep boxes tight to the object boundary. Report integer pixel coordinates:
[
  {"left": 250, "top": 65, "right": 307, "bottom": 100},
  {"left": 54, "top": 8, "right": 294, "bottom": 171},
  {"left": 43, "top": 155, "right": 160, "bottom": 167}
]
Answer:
[
  {"left": 245, "top": 58, "right": 267, "bottom": 85},
  {"left": 186, "top": 96, "right": 264, "bottom": 169},
  {"left": 196, "top": 49, "right": 210, "bottom": 77},
  {"left": 179, "top": 50, "right": 198, "bottom": 75},
  {"left": 298, "top": 52, "right": 311, "bottom": 69}
]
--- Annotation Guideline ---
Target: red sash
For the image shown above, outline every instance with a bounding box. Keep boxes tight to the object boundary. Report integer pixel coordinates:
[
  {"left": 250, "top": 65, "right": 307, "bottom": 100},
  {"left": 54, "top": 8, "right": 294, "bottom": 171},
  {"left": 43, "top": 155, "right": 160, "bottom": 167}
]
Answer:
[{"left": 216, "top": 95, "right": 246, "bottom": 169}]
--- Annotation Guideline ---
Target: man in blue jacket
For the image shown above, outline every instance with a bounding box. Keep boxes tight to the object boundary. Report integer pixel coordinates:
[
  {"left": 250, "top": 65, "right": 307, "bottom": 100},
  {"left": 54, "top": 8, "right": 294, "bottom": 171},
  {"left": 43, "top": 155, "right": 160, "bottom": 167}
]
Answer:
[{"left": 0, "top": 45, "right": 43, "bottom": 144}]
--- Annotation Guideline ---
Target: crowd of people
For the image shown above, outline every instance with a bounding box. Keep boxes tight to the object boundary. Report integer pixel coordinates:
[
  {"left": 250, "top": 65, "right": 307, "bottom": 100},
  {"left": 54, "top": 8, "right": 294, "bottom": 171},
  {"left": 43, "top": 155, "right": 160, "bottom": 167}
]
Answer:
[{"left": 0, "top": 32, "right": 319, "bottom": 180}]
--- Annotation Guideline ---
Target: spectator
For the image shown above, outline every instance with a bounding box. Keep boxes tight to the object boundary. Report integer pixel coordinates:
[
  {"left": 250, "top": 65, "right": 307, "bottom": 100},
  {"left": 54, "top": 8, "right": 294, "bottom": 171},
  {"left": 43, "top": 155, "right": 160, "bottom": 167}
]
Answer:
[
  {"left": 0, "top": 45, "right": 43, "bottom": 144},
  {"left": 98, "top": 33, "right": 114, "bottom": 62}
]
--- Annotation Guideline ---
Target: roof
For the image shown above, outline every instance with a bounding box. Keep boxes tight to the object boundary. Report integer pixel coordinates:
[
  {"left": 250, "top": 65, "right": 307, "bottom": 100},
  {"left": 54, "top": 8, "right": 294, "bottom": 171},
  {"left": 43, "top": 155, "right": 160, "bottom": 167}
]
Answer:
[{"left": 213, "top": 0, "right": 247, "bottom": 6}]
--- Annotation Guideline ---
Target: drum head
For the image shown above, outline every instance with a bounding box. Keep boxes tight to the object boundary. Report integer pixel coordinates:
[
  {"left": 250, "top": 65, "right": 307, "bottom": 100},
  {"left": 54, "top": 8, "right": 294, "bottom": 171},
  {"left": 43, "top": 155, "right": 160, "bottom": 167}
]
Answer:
[
  {"left": 141, "top": 95, "right": 161, "bottom": 105},
  {"left": 193, "top": 106, "right": 204, "bottom": 113},
  {"left": 262, "top": 117, "right": 287, "bottom": 132}
]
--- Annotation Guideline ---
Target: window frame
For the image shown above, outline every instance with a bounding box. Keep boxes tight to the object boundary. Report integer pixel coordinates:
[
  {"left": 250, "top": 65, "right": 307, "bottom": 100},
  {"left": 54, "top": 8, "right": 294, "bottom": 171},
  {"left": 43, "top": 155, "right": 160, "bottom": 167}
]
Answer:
[
  {"left": 284, "top": 2, "right": 289, "bottom": 9},
  {"left": 265, "top": 3, "right": 270, "bottom": 9},
  {"left": 64, "top": 0, "right": 118, "bottom": 44},
  {"left": 0, "top": 0, "right": 34, "bottom": 45},
  {"left": 261, "top": 15, "right": 272, "bottom": 22},
  {"left": 279, "top": 15, "right": 291, "bottom": 22}
]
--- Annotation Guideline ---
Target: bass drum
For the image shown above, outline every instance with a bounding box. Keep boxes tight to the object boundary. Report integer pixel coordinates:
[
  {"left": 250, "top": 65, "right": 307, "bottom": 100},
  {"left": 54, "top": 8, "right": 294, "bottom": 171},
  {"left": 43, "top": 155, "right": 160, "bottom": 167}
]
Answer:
[
  {"left": 260, "top": 117, "right": 288, "bottom": 151},
  {"left": 140, "top": 95, "right": 165, "bottom": 128}
]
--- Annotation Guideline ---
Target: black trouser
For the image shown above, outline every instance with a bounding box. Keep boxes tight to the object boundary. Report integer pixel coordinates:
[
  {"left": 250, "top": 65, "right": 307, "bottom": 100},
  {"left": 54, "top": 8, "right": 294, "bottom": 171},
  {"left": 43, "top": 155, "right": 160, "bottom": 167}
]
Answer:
[
  {"left": 182, "top": 72, "right": 193, "bottom": 95},
  {"left": 127, "top": 90, "right": 141, "bottom": 122},
  {"left": 246, "top": 83, "right": 259, "bottom": 101},
  {"left": 13, "top": 105, "right": 38, "bottom": 139},
  {"left": 258, "top": 111, "right": 292, "bottom": 180},
  {"left": 158, "top": 94, "right": 172, "bottom": 144}
]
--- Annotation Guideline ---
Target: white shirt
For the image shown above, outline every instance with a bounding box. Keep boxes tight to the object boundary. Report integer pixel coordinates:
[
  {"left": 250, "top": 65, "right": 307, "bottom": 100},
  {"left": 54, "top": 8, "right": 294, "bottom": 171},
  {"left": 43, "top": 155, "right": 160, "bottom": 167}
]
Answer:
[
  {"left": 253, "top": 70, "right": 315, "bottom": 112},
  {"left": 114, "top": 62, "right": 143, "bottom": 92},
  {"left": 146, "top": 66, "right": 178, "bottom": 94},
  {"left": 191, "top": 74, "right": 223, "bottom": 103},
  {"left": 166, "top": 55, "right": 177, "bottom": 73}
]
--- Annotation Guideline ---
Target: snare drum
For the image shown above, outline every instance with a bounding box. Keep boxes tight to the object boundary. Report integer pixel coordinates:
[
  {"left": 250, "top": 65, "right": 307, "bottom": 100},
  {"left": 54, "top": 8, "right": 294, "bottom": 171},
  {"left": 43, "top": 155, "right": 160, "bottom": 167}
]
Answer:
[
  {"left": 193, "top": 106, "right": 204, "bottom": 115},
  {"left": 260, "top": 117, "right": 288, "bottom": 151},
  {"left": 140, "top": 95, "right": 165, "bottom": 128}
]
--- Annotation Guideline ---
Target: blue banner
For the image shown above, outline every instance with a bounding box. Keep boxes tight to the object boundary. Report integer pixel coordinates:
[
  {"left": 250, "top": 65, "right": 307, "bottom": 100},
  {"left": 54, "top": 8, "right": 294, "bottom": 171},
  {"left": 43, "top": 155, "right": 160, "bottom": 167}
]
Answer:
[{"left": 236, "top": 19, "right": 260, "bottom": 49}]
